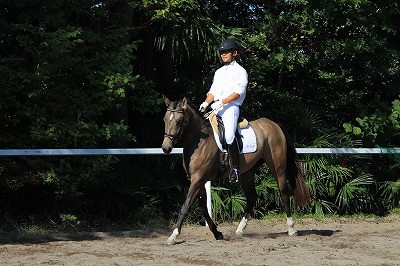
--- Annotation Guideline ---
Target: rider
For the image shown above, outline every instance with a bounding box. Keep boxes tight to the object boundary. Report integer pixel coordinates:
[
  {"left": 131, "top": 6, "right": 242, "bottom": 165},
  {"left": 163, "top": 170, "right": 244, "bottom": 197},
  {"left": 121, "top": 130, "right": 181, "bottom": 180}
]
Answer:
[{"left": 199, "top": 39, "right": 248, "bottom": 183}]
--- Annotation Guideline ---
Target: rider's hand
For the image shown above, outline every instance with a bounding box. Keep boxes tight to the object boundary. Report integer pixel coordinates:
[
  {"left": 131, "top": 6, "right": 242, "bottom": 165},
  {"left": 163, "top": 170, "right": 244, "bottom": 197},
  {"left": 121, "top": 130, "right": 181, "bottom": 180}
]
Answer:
[
  {"left": 211, "top": 100, "right": 223, "bottom": 111},
  {"left": 199, "top": 102, "right": 209, "bottom": 112}
]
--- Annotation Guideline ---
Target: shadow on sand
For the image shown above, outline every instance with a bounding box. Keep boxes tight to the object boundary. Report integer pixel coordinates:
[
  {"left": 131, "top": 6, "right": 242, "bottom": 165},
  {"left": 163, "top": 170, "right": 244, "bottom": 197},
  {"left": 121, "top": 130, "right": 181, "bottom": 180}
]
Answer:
[
  {"left": 0, "top": 227, "right": 171, "bottom": 245},
  {"left": 240, "top": 229, "right": 341, "bottom": 239}
]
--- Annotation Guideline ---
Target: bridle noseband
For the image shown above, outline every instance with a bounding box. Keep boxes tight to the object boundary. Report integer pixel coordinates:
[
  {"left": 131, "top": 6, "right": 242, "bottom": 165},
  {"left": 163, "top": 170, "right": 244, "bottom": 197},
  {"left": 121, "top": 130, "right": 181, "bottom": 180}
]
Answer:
[{"left": 164, "top": 107, "right": 188, "bottom": 144}]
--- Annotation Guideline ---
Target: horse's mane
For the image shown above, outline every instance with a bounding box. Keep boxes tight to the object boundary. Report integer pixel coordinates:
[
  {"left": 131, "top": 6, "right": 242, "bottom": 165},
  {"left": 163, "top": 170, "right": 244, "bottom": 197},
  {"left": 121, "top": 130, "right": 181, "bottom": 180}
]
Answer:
[
  {"left": 179, "top": 98, "right": 211, "bottom": 128},
  {"left": 186, "top": 100, "right": 205, "bottom": 119},
  {"left": 167, "top": 97, "right": 210, "bottom": 128},
  {"left": 169, "top": 98, "right": 202, "bottom": 119}
]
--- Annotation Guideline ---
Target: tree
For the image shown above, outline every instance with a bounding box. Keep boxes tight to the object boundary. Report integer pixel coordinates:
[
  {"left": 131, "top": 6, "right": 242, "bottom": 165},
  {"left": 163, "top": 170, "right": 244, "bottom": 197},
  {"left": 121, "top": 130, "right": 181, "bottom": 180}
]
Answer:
[
  {"left": 0, "top": 0, "right": 160, "bottom": 216},
  {"left": 1, "top": 0, "right": 400, "bottom": 226}
]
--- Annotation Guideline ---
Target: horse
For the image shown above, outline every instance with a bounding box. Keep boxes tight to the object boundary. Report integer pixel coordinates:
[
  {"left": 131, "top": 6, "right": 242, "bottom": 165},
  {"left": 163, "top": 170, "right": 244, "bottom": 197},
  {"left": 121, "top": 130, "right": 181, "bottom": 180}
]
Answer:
[{"left": 162, "top": 96, "right": 310, "bottom": 245}]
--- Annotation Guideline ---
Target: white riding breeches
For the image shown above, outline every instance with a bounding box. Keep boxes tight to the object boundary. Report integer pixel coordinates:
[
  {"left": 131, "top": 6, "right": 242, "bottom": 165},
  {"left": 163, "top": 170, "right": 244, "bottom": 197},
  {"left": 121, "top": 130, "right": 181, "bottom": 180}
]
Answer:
[{"left": 215, "top": 103, "right": 239, "bottom": 145}]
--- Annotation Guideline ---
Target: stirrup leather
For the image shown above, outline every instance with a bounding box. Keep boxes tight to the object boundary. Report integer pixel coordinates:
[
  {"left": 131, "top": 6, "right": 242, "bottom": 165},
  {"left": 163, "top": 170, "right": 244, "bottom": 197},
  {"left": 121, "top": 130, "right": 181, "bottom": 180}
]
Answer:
[{"left": 229, "top": 168, "right": 239, "bottom": 183}]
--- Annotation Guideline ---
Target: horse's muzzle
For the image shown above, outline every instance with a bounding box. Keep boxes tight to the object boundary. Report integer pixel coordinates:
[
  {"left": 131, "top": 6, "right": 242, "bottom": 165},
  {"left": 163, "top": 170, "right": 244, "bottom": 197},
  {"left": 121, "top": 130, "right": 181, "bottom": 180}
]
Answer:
[{"left": 162, "top": 139, "right": 173, "bottom": 154}]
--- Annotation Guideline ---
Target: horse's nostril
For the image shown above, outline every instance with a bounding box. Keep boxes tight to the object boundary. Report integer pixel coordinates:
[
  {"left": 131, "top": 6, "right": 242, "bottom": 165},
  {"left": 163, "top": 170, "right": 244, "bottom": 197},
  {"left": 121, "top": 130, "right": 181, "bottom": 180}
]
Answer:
[{"left": 162, "top": 144, "right": 172, "bottom": 154}]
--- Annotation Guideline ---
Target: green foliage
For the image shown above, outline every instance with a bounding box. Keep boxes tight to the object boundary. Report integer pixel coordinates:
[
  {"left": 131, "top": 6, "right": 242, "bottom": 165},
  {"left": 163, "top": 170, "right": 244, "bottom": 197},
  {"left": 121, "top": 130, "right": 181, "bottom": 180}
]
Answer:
[
  {"left": 381, "top": 179, "right": 400, "bottom": 209},
  {"left": 1, "top": 0, "right": 400, "bottom": 228},
  {"left": 59, "top": 213, "right": 81, "bottom": 228},
  {"left": 244, "top": 0, "right": 400, "bottom": 127},
  {"left": 132, "top": 0, "right": 221, "bottom": 62},
  {"left": 294, "top": 104, "right": 378, "bottom": 215},
  {"left": 0, "top": 0, "right": 161, "bottom": 221},
  {"left": 343, "top": 98, "right": 400, "bottom": 146},
  {"left": 38, "top": 156, "right": 117, "bottom": 202},
  {"left": 343, "top": 98, "right": 399, "bottom": 211},
  {"left": 211, "top": 185, "right": 246, "bottom": 222},
  {"left": 335, "top": 173, "right": 375, "bottom": 213},
  {"left": 253, "top": 167, "right": 286, "bottom": 217}
]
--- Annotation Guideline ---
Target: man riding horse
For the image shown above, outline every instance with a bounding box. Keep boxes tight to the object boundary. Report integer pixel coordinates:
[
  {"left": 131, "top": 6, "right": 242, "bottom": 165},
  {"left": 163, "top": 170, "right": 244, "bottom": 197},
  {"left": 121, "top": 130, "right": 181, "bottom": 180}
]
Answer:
[
  {"left": 162, "top": 40, "right": 310, "bottom": 245},
  {"left": 199, "top": 39, "right": 248, "bottom": 183}
]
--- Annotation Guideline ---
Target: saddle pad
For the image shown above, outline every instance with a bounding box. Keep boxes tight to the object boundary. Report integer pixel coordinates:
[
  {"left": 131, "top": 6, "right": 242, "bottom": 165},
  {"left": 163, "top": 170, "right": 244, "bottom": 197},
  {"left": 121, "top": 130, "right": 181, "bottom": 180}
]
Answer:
[{"left": 208, "top": 114, "right": 257, "bottom": 154}]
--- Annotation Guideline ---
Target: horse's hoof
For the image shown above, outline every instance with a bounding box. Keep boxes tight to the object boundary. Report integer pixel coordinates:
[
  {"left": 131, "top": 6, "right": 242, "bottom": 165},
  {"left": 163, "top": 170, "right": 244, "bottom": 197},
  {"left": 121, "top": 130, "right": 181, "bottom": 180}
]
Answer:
[
  {"left": 235, "top": 230, "right": 244, "bottom": 236},
  {"left": 166, "top": 237, "right": 177, "bottom": 245},
  {"left": 288, "top": 229, "right": 297, "bottom": 236},
  {"left": 215, "top": 231, "right": 224, "bottom": 240}
]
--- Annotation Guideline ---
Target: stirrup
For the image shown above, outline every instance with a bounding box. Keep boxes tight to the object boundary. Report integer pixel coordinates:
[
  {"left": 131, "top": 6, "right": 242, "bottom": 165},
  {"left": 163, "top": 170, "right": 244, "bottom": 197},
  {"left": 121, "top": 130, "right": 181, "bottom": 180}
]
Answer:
[{"left": 229, "top": 168, "right": 239, "bottom": 183}]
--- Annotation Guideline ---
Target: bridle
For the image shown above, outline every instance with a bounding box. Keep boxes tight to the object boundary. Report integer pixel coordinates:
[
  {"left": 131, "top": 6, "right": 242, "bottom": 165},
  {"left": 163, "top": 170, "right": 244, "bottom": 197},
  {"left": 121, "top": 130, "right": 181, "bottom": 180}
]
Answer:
[{"left": 163, "top": 107, "right": 188, "bottom": 144}]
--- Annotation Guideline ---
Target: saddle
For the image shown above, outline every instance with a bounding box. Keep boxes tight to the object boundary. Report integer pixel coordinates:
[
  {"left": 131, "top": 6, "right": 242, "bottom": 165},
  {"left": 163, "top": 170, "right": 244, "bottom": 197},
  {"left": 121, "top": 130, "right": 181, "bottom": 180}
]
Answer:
[{"left": 207, "top": 111, "right": 248, "bottom": 152}]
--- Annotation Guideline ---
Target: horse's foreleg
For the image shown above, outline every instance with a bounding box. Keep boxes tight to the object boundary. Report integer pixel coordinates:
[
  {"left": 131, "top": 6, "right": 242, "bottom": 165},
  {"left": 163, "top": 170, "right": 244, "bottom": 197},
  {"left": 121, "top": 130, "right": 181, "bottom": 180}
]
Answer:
[
  {"left": 235, "top": 170, "right": 257, "bottom": 236},
  {"left": 167, "top": 195, "right": 197, "bottom": 245},
  {"left": 198, "top": 186, "right": 224, "bottom": 240},
  {"left": 166, "top": 181, "right": 201, "bottom": 245}
]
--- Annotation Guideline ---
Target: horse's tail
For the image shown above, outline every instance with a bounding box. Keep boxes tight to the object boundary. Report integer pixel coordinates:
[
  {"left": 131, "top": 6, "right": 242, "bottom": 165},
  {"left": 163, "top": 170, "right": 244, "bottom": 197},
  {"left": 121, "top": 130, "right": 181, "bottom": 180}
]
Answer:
[{"left": 279, "top": 124, "right": 310, "bottom": 207}]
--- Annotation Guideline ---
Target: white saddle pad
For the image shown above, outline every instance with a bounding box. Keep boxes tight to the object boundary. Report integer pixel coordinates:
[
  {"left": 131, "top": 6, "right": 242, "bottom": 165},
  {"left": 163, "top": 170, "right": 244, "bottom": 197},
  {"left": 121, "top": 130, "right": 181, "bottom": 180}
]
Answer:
[{"left": 211, "top": 124, "right": 257, "bottom": 154}]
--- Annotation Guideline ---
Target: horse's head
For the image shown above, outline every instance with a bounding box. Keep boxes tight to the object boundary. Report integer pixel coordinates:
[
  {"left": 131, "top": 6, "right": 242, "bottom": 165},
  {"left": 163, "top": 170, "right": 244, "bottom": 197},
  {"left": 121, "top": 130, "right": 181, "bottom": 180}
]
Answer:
[{"left": 162, "top": 96, "right": 189, "bottom": 154}]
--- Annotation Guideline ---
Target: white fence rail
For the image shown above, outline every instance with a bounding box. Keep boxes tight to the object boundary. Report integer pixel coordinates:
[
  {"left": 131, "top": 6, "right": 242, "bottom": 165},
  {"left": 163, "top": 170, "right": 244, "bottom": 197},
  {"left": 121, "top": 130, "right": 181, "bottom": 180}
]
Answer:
[
  {"left": 1, "top": 147, "right": 398, "bottom": 220},
  {"left": 0, "top": 147, "right": 399, "bottom": 156}
]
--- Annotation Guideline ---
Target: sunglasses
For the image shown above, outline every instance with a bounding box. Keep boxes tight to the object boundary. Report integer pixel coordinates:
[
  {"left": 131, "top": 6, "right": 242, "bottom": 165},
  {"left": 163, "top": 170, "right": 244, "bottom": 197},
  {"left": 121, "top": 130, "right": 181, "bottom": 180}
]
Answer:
[{"left": 220, "top": 49, "right": 234, "bottom": 55}]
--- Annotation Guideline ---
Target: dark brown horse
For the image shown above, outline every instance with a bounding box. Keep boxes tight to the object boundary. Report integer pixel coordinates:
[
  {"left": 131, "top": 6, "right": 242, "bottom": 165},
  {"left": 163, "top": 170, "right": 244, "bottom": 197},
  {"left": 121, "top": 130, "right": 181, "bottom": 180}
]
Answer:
[{"left": 162, "top": 96, "right": 310, "bottom": 245}]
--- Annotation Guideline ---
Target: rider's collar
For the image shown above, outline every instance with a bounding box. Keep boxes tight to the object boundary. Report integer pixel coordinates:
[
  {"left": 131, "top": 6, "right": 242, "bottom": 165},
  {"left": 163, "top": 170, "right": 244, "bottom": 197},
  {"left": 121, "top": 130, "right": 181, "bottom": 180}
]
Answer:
[{"left": 223, "top": 60, "right": 236, "bottom": 66}]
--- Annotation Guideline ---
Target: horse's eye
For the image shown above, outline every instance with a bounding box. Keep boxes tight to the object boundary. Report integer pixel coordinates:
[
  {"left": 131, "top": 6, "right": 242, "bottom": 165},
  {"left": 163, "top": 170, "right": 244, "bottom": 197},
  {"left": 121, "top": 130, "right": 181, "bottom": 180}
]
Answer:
[{"left": 176, "top": 120, "right": 182, "bottom": 126}]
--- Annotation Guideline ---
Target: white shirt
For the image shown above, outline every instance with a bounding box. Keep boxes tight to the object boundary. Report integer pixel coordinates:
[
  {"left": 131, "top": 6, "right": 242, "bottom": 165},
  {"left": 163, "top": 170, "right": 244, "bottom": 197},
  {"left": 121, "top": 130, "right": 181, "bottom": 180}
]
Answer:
[{"left": 208, "top": 60, "right": 248, "bottom": 106}]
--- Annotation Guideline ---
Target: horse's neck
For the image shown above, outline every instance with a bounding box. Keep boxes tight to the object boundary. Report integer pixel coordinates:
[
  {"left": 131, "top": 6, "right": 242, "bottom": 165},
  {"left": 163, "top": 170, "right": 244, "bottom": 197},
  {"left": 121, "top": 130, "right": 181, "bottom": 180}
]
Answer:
[{"left": 183, "top": 106, "right": 211, "bottom": 148}]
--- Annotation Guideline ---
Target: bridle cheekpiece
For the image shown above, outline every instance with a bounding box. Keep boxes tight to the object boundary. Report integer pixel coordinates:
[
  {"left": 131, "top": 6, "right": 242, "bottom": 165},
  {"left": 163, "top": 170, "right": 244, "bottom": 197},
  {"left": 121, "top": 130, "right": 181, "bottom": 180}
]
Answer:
[{"left": 164, "top": 107, "right": 188, "bottom": 144}]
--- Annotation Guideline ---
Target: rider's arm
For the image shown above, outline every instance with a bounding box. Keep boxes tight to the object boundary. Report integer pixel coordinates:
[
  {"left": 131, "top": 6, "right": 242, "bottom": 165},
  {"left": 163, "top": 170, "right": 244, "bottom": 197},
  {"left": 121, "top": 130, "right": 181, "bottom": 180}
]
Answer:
[
  {"left": 204, "top": 93, "right": 215, "bottom": 104},
  {"left": 221, "top": 93, "right": 240, "bottom": 105}
]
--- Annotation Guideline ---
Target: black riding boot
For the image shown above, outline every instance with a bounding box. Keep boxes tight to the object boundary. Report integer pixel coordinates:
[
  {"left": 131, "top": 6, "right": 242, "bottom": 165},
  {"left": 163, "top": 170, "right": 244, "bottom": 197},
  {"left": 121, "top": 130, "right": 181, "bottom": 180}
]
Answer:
[{"left": 228, "top": 140, "right": 240, "bottom": 183}]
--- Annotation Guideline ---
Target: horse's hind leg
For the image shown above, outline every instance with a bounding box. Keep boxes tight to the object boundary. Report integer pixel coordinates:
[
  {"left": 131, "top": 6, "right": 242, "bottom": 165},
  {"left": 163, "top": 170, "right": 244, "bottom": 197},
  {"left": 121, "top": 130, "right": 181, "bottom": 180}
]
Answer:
[
  {"left": 277, "top": 170, "right": 297, "bottom": 236},
  {"left": 235, "top": 169, "right": 257, "bottom": 236},
  {"left": 198, "top": 185, "right": 224, "bottom": 240}
]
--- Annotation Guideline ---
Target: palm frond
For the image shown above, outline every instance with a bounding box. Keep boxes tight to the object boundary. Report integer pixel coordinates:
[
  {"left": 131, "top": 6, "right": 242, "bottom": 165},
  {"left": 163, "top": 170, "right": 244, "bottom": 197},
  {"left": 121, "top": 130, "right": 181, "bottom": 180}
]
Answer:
[
  {"left": 310, "top": 199, "right": 336, "bottom": 215},
  {"left": 335, "top": 174, "right": 376, "bottom": 212},
  {"left": 381, "top": 179, "right": 400, "bottom": 208},
  {"left": 225, "top": 195, "right": 246, "bottom": 219}
]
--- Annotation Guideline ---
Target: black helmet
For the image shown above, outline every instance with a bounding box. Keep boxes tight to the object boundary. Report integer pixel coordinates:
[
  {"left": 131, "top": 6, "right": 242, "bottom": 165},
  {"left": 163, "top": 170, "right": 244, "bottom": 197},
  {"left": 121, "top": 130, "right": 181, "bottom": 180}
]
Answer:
[{"left": 218, "top": 39, "right": 239, "bottom": 51}]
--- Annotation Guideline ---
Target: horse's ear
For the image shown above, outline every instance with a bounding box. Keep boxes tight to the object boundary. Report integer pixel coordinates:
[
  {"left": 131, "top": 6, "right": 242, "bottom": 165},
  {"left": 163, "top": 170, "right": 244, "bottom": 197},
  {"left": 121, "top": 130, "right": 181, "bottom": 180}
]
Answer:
[
  {"left": 163, "top": 95, "right": 172, "bottom": 106},
  {"left": 182, "top": 97, "right": 188, "bottom": 109}
]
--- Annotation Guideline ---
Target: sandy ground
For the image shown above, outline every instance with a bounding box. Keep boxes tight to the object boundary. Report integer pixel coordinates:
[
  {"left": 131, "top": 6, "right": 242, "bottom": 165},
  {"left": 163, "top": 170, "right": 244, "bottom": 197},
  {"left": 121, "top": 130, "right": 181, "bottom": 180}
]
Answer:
[{"left": 0, "top": 215, "right": 400, "bottom": 266}]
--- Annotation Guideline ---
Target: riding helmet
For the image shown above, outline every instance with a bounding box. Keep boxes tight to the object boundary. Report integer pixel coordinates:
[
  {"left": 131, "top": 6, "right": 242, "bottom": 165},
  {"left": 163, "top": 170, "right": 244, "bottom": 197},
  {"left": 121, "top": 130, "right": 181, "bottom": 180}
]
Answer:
[{"left": 218, "top": 39, "right": 239, "bottom": 51}]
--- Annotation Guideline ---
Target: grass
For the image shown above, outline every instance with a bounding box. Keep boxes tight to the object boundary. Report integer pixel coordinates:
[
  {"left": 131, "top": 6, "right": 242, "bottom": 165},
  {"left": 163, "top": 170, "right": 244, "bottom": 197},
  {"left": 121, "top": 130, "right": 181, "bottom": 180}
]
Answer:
[
  {"left": 257, "top": 211, "right": 386, "bottom": 225},
  {"left": 389, "top": 207, "right": 400, "bottom": 215}
]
